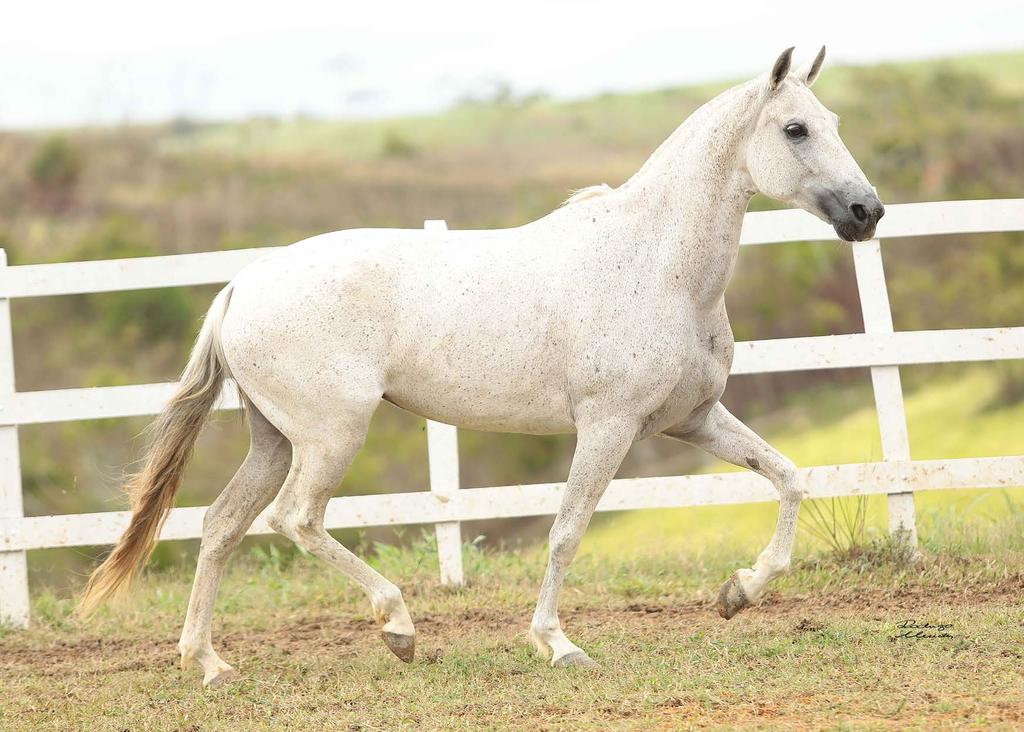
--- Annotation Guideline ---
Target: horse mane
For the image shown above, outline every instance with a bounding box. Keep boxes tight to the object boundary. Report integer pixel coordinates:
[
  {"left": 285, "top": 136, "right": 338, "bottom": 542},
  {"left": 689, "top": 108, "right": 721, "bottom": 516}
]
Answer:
[{"left": 560, "top": 183, "right": 613, "bottom": 207}]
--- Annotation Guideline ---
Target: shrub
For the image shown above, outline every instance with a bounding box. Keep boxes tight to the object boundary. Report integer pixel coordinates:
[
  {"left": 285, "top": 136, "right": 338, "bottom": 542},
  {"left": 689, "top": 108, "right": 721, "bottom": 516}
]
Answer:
[
  {"left": 380, "top": 130, "right": 418, "bottom": 159},
  {"left": 73, "top": 217, "right": 196, "bottom": 346},
  {"left": 29, "top": 135, "right": 82, "bottom": 212}
]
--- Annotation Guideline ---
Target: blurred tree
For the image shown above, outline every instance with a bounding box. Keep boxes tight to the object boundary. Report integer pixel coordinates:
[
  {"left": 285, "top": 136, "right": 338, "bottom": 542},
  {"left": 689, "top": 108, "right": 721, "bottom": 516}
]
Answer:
[
  {"left": 28, "top": 135, "right": 82, "bottom": 213},
  {"left": 72, "top": 217, "right": 196, "bottom": 348},
  {"left": 380, "top": 130, "right": 418, "bottom": 159}
]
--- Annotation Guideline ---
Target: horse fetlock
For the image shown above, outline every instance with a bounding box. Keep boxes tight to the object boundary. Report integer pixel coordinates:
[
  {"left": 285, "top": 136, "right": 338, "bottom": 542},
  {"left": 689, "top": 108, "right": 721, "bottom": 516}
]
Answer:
[
  {"left": 371, "top": 584, "right": 404, "bottom": 618},
  {"left": 178, "top": 636, "right": 213, "bottom": 668},
  {"left": 529, "top": 617, "right": 560, "bottom": 638},
  {"left": 530, "top": 621, "right": 592, "bottom": 667},
  {"left": 528, "top": 628, "right": 551, "bottom": 658},
  {"left": 178, "top": 636, "right": 236, "bottom": 685},
  {"left": 372, "top": 586, "right": 415, "bottom": 639},
  {"left": 754, "top": 552, "right": 791, "bottom": 577},
  {"left": 178, "top": 642, "right": 198, "bottom": 670},
  {"left": 529, "top": 620, "right": 557, "bottom": 650}
]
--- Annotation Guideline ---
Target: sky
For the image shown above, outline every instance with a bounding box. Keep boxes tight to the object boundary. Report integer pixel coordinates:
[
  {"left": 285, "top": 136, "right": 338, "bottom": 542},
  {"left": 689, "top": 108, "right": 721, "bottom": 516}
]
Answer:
[{"left": 1, "top": 0, "right": 1022, "bottom": 129}]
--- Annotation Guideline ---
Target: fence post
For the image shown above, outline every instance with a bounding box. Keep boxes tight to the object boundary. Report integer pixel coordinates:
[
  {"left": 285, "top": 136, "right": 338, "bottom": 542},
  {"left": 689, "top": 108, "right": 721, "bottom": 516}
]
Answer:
[
  {"left": 0, "top": 249, "right": 29, "bottom": 627},
  {"left": 851, "top": 239, "right": 918, "bottom": 555},
  {"left": 423, "top": 220, "right": 464, "bottom": 586}
]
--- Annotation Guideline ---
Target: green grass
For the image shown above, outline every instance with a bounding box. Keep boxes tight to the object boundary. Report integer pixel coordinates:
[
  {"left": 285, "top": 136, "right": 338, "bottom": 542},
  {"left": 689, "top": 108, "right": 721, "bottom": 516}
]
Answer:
[
  {"left": 5, "top": 362, "right": 1023, "bottom": 728},
  {"left": 582, "top": 366, "right": 1024, "bottom": 561},
  {"left": 3, "top": 518, "right": 1023, "bottom": 730}
]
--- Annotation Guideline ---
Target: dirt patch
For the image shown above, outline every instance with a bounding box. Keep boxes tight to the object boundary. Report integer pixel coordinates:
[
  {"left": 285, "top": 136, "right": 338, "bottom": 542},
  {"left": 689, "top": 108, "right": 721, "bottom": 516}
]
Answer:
[{"left": 4, "top": 575, "right": 1021, "bottom": 679}]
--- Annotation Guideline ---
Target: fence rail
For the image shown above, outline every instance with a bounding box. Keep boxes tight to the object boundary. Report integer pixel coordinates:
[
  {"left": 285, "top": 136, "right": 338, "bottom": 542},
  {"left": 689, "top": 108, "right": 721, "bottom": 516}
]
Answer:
[{"left": 1, "top": 199, "right": 1023, "bottom": 628}]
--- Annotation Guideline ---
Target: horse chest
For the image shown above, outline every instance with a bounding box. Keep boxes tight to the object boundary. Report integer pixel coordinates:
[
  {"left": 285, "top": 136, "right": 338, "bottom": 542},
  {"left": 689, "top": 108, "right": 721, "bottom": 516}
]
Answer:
[{"left": 634, "top": 311, "right": 734, "bottom": 438}]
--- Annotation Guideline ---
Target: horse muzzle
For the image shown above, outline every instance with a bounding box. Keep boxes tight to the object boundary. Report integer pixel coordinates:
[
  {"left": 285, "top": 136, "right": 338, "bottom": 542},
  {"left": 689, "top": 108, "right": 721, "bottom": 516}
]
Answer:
[{"left": 816, "top": 188, "right": 885, "bottom": 242}]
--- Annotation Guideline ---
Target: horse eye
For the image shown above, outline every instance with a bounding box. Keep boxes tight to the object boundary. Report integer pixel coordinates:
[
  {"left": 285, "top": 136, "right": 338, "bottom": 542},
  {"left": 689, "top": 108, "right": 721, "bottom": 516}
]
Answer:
[{"left": 784, "top": 122, "right": 808, "bottom": 140}]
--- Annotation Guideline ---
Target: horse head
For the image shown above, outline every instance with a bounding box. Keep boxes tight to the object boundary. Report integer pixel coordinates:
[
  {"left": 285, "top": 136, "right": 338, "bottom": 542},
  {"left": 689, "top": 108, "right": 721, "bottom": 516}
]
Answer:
[{"left": 745, "top": 46, "right": 885, "bottom": 241}]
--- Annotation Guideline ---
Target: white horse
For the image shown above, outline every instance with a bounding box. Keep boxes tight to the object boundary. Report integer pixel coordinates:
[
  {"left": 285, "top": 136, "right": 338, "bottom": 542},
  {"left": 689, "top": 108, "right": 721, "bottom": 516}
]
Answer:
[{"left": 81, "top": 47, "right": 884, "bottom": 687}]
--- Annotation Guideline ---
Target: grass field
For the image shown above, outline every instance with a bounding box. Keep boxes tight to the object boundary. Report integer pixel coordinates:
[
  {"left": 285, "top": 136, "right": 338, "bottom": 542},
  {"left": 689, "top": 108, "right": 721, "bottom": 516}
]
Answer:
[
  {"left": 4, "top": 367, "right": 1024, "bottom": 730},
  {"left": 6, "top": 360, "right": 1024, "bottom": 731},
  {"left": 2, "top": 517, "right": 1023, "bottom": 731},
  {"left": 3, "top": 366, "right": 1023, "bottom": 730}
]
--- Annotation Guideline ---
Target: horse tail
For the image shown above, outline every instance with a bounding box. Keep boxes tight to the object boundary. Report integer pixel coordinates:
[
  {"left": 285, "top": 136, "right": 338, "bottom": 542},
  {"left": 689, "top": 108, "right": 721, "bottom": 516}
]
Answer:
[{"left": 78, "top": 285, "right": 234, "bottom": 617}]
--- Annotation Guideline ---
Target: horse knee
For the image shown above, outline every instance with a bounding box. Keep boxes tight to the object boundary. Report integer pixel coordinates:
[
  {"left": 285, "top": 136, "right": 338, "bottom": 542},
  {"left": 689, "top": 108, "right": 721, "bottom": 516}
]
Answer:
[
  {"left": 770, "top": 458, "right": 802, "bottom": 499},
  {"left": 547, "top": 528, "right": 581, "bottom": 561}
]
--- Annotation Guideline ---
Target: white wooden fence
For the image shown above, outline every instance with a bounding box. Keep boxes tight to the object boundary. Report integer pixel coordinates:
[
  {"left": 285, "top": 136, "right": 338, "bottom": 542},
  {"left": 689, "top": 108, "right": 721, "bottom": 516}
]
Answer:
[{"left": 1, "top": 199, "right": 1023, "bottom": 628}]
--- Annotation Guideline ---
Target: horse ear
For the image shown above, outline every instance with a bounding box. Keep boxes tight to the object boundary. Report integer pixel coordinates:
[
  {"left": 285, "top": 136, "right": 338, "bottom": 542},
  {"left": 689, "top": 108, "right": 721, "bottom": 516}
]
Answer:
[
  {"left": 769, "top": 47, "right": 795, "bottom": 91},
  {"left": 800, "top": 46, "right": 826, "bottom": 87}
]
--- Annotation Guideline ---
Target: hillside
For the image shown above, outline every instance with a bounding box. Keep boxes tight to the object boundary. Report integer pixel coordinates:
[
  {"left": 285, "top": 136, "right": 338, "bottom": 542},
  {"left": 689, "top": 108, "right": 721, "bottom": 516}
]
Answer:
[{"left": 158, "top": 50, "right": 1024, "bottom": 162}]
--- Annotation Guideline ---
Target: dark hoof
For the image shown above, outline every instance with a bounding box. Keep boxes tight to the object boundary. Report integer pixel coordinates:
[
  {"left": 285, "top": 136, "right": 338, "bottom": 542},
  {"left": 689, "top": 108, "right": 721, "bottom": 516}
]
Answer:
[
  {"left": 715, "top": 571, "right": 751, "bottom": 620},
  {"left": 552, "top": 650, "right": 597, "bottom": 668},
  {"left": 203, "top": 667, "right": 239, "bottom": 689},
  {"left": 382, "top": 631, "right": 415, "bottom": 663}
]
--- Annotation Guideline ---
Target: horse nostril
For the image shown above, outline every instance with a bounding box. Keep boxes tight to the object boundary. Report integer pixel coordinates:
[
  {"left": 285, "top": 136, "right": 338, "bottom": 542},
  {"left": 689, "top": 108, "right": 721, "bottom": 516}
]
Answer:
[
  {"left": 850, "top": 203, "right": 868, "bottom": 223},
  {"left": 874, "top": 205, "right": 885, "bottom": 221}
]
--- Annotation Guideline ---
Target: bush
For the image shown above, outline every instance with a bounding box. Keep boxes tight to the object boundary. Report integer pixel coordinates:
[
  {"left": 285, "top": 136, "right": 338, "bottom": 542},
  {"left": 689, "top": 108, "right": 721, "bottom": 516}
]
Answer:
[
  {"left": 72, "top": 217, "right": 196, "bottom": 346},
  {"left": 29, "top": 136, "right": 82, "bottom": 212},
  {"left": 380, "top": 130, "right": 418, "bottom": 159}
]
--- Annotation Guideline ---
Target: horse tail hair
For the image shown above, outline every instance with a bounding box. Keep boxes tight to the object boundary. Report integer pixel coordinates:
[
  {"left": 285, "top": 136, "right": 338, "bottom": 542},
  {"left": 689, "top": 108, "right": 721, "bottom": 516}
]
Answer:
[{"left": 78, "top": 285, "right": 234, "bottom": 617}]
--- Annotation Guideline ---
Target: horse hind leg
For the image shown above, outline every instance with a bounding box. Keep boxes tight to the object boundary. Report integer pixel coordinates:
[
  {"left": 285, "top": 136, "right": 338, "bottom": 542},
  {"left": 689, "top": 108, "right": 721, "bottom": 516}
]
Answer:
[
  {"left": 266, "top": 402, "right": 416, "bottom": 663},
  {"left": 178, "top": 401, "right": 292, "bottom": 688}
]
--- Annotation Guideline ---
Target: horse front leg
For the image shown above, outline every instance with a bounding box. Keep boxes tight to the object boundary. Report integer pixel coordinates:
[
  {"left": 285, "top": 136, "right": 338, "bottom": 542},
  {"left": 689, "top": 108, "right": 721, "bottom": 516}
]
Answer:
[
  {"left": 663, "top": 401, "right": 804, "bottom": 619},
  {"left": 530, "top": 416, "right": 636, "bottom": 667}
]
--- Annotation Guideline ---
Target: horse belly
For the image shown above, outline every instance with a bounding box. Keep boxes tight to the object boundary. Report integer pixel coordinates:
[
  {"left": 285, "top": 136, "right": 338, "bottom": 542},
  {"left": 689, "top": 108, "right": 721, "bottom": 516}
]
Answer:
[
  {"left": 381, "top": 239, "right": 576, "bottom": 433},
  {"left": 383, "top": 349, "right": 575, "bottom": 435}
]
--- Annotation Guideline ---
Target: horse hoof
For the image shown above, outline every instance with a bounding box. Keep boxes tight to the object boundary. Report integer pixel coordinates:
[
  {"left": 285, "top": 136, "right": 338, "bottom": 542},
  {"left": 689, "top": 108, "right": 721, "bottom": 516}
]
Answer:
[
  {"left": 203, "top": 666, "right": 239, "bottom": 689},
  {"left": 715, "top": 571, "right": 751, "bottom": 620},
  {"left": 382, "top": 631, "right": 416, "bottom": 663},
  {"left": 552, "top": 650, "right": 597, "bottom": 669}
]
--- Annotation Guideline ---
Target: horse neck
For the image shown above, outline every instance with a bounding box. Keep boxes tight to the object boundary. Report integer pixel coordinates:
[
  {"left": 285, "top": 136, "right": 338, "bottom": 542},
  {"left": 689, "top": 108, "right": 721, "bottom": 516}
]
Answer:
[{"left": 617, "top": 81, "right": 761, "bottom": 308}]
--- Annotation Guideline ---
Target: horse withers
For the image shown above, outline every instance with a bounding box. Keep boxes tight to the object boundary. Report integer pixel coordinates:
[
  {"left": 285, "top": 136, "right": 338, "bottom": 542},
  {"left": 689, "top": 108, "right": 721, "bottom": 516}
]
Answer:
[{"left": 80, "top": 46, "right": 883, "bottom": 687}]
